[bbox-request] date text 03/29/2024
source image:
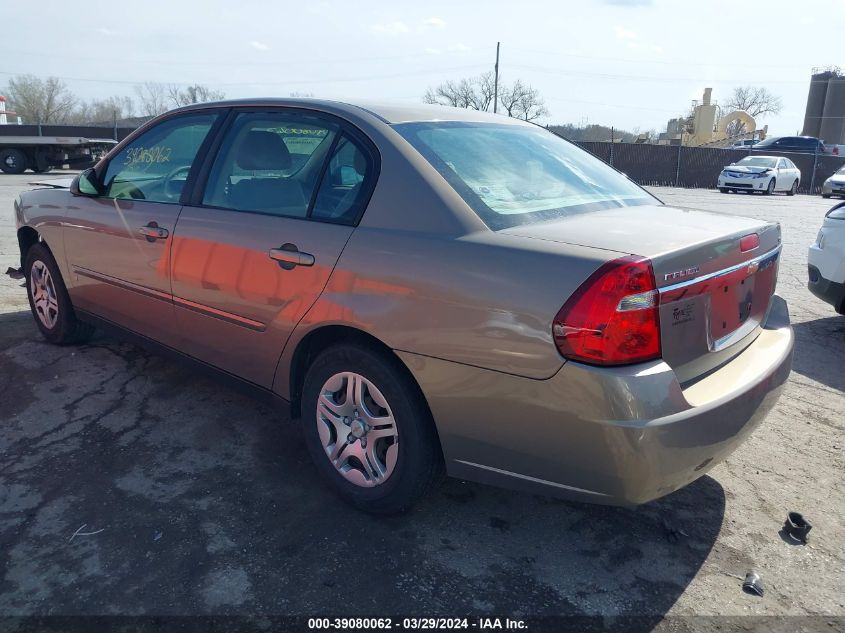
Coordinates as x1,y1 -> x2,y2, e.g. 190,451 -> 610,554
306,617 -> 528,630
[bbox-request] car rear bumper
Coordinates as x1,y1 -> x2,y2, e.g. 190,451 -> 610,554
398,295 -> 793,506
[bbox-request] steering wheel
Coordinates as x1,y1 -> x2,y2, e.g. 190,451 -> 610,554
162,165 -> 192,199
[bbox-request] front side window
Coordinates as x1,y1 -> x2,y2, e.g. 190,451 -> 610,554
203,112 -> 338,218
395,122 -> 655,230
102,113 -> 217,203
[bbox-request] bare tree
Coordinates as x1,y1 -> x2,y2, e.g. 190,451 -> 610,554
167,84 -> 226,107
724,86 -> 783,136
290,91 -> 315,98
424,78 -> 477,109
492,79 -> 549,121
3,75 -> 77,123
70,95 -> 135,124
424,73 -> 548,120
134,82 -> 169,117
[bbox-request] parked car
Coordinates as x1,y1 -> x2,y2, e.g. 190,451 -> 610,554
718,155 -> 801,195
822,166 -> 845,198
808,201 -> 845,314
12,99 -> 794,513
752,136 -> 826,154
726,139 -> 759,150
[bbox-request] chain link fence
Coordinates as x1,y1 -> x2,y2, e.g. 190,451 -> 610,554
574,141 -> 845,195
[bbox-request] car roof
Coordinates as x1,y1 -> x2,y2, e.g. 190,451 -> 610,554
740,155 -> 781,160
170,97 -> 529,126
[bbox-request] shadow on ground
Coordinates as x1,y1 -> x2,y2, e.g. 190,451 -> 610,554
0,309 -> 724,621
790,315 -> 845,391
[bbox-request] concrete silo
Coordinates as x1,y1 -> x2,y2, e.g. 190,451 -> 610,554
802,70 -> 831,138
819,74 -> 845,145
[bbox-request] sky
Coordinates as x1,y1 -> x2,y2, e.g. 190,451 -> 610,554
2,0 -> 844,136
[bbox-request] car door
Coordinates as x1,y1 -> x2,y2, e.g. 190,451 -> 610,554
776,158 -> 789,189
169,109 -> 377,387
63,111 -> 222,346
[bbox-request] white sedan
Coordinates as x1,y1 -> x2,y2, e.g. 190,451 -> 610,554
808,201 -> 845,314
718,156 -> 801,195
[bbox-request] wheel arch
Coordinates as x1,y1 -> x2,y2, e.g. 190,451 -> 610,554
17,225 -> 45,268
287,325 -> 440,446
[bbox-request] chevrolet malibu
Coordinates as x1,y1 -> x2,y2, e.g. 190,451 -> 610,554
14,99 -> 794,513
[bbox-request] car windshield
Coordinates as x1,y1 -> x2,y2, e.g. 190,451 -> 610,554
394,121 -> 656,229
836,165 -> 845,176
737,157 -> 777,168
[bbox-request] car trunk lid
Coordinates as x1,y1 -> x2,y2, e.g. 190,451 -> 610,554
502,204 -> 782,383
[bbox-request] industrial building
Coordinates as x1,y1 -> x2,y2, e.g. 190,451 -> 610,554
803,67 -> 845,145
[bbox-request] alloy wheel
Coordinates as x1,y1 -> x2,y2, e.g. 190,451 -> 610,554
30,260 -> 59,329
316,371 -> 399,487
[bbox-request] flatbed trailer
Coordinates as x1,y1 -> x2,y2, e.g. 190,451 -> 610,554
0,135 -> 116,174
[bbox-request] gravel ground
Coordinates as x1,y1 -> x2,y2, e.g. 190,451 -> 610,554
0,173 -> 842,628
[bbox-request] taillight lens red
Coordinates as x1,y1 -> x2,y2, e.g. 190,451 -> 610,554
740,233 -> 760,252
553,256 -> 661,366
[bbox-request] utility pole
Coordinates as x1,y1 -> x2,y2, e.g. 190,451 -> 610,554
493,42 -> 500,114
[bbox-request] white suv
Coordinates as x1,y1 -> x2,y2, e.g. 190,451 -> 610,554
808,201 -> 845,314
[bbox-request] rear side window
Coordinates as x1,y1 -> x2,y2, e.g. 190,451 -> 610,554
102,113 -> 217,203
202,112 -> 338,218
310,135 -> 372,224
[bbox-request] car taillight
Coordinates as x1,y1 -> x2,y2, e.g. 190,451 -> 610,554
553,256 -> 661,366
740,233 -> 760,252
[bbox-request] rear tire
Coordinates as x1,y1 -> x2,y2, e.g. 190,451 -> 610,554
0,148 -> 27,175
822,194 -> 832,199
24,242 -> 95,345
301,343 -> 444,514
787,180 -> 798,196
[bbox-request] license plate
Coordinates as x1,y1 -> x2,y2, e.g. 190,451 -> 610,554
709,251 -> 778,344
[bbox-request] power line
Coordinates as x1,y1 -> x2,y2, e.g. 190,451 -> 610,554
0,47 -> 494,68
506,62 -> 822,85
0,65 -> 491,88
506,45 -> 816,70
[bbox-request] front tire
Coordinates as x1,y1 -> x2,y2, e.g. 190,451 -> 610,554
787,180 -> 798,196
718,187 -> 729,193
301,343 -> 443,513
822,194 -> 832,199
24,242 -> 94,345
764,179 -> 775,195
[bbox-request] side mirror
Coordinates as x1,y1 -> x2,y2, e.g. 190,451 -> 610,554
70,168 -> 101,197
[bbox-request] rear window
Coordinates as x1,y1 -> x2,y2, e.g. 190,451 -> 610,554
394,122 -> 656,230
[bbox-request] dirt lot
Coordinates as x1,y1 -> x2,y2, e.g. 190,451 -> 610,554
0,173 -> 842,628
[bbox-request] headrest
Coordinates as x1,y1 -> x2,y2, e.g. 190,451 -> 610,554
351,147 -> 367,176
236,130 -> 291,171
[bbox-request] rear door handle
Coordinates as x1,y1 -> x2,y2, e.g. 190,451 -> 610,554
138,223 -> 169,241
269,245 -> 315,268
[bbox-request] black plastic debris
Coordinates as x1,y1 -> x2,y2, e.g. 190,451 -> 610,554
5,267 -> 24,280
742,571 -> 764,597
783,511 -> 812,544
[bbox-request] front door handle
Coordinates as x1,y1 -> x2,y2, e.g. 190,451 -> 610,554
138,223 -> 169,242
269,244 -> 315,269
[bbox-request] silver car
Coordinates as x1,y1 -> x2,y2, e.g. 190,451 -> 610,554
822,165 -> 845,198
13,99 -> 794,513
